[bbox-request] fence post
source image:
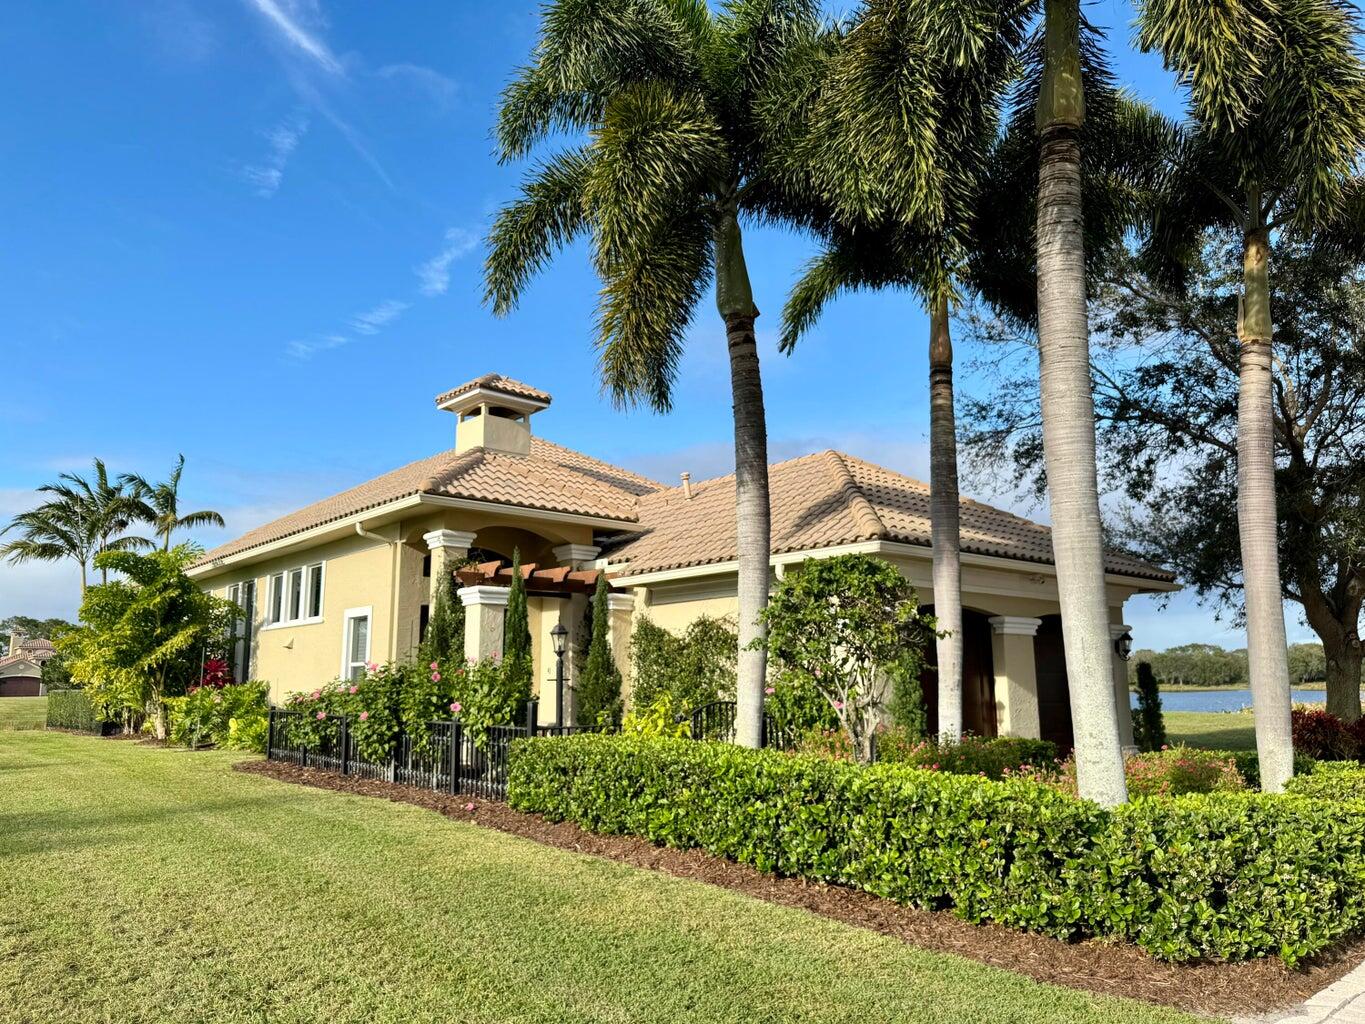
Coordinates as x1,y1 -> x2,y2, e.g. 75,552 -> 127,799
266,708 -> 275,762
340,715 -> 350,776
450,721 -> 462,796
524,699 -> 538,736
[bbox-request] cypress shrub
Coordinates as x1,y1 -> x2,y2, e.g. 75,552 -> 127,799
502,548 -> 532,700
575,574 -> 622,727
1131,660 -> 1167,752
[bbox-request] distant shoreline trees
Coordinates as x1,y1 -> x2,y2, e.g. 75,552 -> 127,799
1127,642 -> 1339,688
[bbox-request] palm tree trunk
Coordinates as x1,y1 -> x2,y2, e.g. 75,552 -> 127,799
1035,0 -> 1127,807
716,207 -> 770,750
1238,219 -> 1294,791
929,289 -> 964,741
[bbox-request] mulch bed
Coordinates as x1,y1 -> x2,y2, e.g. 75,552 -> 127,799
235,757 -> 1362,1017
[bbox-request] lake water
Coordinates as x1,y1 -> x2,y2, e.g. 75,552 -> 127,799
1133,688 -> 1334,712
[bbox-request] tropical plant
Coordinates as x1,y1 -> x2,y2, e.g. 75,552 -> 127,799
59,546 -> 240,739
0,460 -> 148,595
619,692 -> 692,738
502,548 -> 533,702
759,553 -> 937,762
121,454 -> 225,550
766,0 -> 1029,743
485,0 -> 830,747
1133,0 -> 1365,791
575,574 -> 623,727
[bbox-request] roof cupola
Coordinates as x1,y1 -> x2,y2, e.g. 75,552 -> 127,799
434,374 -> 552,456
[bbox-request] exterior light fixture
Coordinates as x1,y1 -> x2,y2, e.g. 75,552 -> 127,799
1114,630 -> 1134,661
551,622 -> 569,729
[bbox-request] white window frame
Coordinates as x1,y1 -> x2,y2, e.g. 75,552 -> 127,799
261,560 -> 326,629
341,606 -> 373,681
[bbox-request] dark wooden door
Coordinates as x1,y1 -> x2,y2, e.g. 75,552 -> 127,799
918,611 -> 997,737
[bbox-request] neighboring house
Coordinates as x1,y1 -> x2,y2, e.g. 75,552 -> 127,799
0,630 -> 56,697
188,373 -> 1178,747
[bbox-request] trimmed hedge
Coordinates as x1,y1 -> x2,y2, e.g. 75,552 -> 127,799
46,689 -> 102,733
1285,761 -> 1365,804
508,734 -> 1365,965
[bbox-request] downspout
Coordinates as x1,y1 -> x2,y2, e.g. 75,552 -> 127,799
355,521 -> 402,664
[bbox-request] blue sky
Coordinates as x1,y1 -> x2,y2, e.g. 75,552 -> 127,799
0,0 -> 1314,650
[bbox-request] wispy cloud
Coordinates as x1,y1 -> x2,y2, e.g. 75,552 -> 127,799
415,228 -> 478,296
285,333 -> 350,360
245,0 -> 342,73
375,63 -> 458,107
349,299 -> 409,336
242,112 -> 308,197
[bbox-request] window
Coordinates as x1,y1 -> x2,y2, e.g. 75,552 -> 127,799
264,561 -> 325,627
342,608 -> 371,681
226,581 -> 256,683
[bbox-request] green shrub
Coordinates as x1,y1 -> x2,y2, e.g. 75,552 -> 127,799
46,689 -> 100,732
630,615 -> 736,714
1131,661 -> 1166,752
1224,748 -> 1316,790
875,732 -> 1060,779
167,681 -> 269,750
508,734 -> 1365,965
1057,746 -> 1245,798
1083,793 -> 1365,965
1285,761 -> 1365,803
619,693 -> 691,738
501,548 -> 533,701
576,575 -> 623,727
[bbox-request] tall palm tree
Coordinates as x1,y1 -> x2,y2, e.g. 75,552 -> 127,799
767,0 -> 1030,742
1022,0 -> 1130,806
122,454 -> 226,551
1134,0 -> 1365,792
1,459 -> 148,595
486,0 -> 825,748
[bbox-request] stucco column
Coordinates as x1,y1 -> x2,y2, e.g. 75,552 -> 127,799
458,585 -> 508,664
552,543 -> 600,569
988,616 -> 1042,739
424,529 -> 477,606
535,594 -> 588,726
607,591 -> 635,707
1110,624 -> 1137,753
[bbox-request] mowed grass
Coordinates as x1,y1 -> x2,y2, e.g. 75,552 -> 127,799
1164,709 -> 1257,751
0,733 -> 1210,1024
0,696 -> 46,730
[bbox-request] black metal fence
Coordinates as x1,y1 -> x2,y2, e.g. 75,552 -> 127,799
687,700 -> 798,750
266,701 -> 606,801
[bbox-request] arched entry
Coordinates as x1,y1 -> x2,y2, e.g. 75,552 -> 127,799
1033,615 -> 1073,751
917,609 -> 997,737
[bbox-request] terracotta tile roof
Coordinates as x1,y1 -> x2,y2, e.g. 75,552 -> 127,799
605,450 -> 1174,582
192,437 -> 662,569
434,374 -> 552,408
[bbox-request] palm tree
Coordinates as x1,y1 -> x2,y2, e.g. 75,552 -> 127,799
1134,0 -> 1365,792
1,459 -> 148,595
122,455 -> 226,551
768,0 -> 1029,742
485,0 -> 825,748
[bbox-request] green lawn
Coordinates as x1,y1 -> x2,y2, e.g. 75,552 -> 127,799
0,732 -> 1207,1024
0,696 -> 46,730
1164,709 -> 1257,751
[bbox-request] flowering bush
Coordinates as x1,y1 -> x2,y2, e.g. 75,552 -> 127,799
1292,707 -> 1365,761
877,732 -> 1059,779
1054,745 -> 1245,798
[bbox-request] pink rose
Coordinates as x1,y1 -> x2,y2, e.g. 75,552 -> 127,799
316,711 -> 326,720
359,711 -> 369,721
464,802 -> 475,812
450,701 -> 462,714
349,685 -> 358,695
833,700 -> 844,710
430,661 -> 439,671
366,661 -> 378,673
431,672 -> 441,682
310,689 -> 321,700
764,687 -> 775,696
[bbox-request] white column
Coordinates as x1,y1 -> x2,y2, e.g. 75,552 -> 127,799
458,585 -> 508,663
552,543 -> 601,568
536,593 -> 588,726
1110,624 -> 1137,753
607,591 -> 635,708
988,616 -> 1043,739
424,529 -> 477,606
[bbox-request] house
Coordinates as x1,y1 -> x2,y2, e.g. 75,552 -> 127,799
0,630 -> 57,697
187,374 -> 1178,748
